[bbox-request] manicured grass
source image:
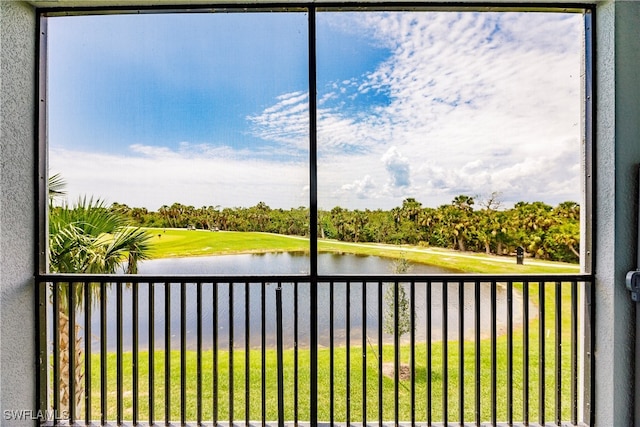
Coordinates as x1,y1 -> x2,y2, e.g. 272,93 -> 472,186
146,229 -> 579,275
87,305 -> 574,424
146,229 -> 308,258
316,240 -> 579,275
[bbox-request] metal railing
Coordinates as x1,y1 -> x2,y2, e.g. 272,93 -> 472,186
37,273 -> 594,426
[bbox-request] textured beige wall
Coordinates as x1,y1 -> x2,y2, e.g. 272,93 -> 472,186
594,1 -> 640,425
0,0 -> 37,424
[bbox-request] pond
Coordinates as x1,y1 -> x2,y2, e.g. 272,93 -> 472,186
137,251 -> 450,275
80,253 -> 533,351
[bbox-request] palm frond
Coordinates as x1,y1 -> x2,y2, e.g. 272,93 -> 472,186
49,193 -> 153,285
48,173 -> 67,201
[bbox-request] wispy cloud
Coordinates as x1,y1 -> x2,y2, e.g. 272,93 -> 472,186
302,11 -> 583,208
51,11 -> 584,211
247,91 -> 309,151
50,145 -> 308,210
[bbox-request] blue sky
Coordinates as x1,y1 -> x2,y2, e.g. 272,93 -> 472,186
48,10 -> 584,210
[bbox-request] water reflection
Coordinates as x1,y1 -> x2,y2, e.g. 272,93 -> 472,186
75,253 -> 532,351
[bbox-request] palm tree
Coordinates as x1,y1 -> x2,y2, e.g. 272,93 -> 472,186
48,178 -> 152,415
49,197 -> 152,274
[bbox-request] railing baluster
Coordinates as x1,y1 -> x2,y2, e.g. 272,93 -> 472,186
53,281 -> 60,426
68,281 -> 76,424
473,280 -> 481,425
523,280 -> 530,425
427,280 -> 432,426
149,282 -> 155,425
539,281 -> 546,425
443,280 -> 449,424
245,282 -> 251,426
310,278 -> 319,426
346,281 -> 352,426
362,281 -> 368,426
491,280 -> 497,426
133,281 -> 139,425
197,281 -> 203,425
474,280 -> 480,426
394,280 -> 400,426
100,281 -> 107,425
507,280 -> 514,426
229,282 -> 235,424
276,283 -> 285,427
378,280 -> 383,426
180,282 -> 187,426
411,281 -> 416,426
84,281 -> 91,424
571,280 -> 578,425
213,281 -> 219,426
329,281 -> 335,425
261,282 -> 266,427
458,281 -> 464,426
555,281 -> 562,426
165,281 -> 171,425
294,281 -> 299,426
117,281 -> 123,425
37,280 -> 48,418
588,279 -> 596,426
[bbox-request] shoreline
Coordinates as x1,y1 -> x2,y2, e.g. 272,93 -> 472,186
145,229 -> 580,274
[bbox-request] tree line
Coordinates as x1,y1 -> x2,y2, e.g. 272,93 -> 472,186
110,194 -> 581,263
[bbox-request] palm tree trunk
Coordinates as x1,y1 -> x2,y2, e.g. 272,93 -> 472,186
58,308 -> 84,417
568,243 -> 580,258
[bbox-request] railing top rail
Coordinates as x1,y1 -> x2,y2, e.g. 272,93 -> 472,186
38,272 -> 593,283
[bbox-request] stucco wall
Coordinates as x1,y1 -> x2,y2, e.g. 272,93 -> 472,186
594,1 -> 640,425
0,0 -> 37,424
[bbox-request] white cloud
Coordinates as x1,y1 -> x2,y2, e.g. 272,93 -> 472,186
312,11 -> 584,208
53,11 -> 585,211
381,146 -> 411,189
50,145 -> 308,210
247,91 -> 309,151
336,175 -> 378,200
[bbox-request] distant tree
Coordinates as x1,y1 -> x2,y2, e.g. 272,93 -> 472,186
479,191 -> 502,211
546,221 -> 580,262
555,200 -> 580,220
437,195 -> 476,251
102,195 -> 581,263
476,192 -> 504,255
452,194 -> 475,211
511,201 -> 554,258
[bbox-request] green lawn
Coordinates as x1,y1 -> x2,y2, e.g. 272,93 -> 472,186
87,309 -> 574,423
146,228 -> 579,275
146,229 -> 309,258
73,229 -> 582,423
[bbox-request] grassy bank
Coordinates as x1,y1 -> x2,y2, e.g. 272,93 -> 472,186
146,229 -> 308,258
145,229 -> 579,275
